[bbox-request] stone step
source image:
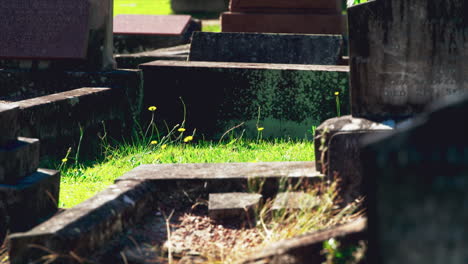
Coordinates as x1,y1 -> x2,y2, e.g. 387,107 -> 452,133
0,168 -> 60,233
0,137 -> 40,184
221,12 -> 346,34
189,32 -> 343,65
0,104 -> 19,145
208,192 -> 262,221
139,60 -> 349,139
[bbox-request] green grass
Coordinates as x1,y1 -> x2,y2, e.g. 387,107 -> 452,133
57,139 -> 315,208
114,0 -> 222,32
114,0 -> 173,16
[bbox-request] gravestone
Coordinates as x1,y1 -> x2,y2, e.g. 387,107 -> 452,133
221,0 -> 345,34
114,15 -> 201,54
348,0 -> 468,121
315,0 -> 468,203
189,32 -> 343,65
361,92 -> 468,263
0,0 -> 115,70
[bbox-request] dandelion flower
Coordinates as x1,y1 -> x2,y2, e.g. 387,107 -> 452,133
161,144 -> 167,149
183,136 -> 194,143
334,92 -> 340,96
148,106 -> 157,112
257,127 -> 265,131
150,140 -> 158,145
178,128 -> 186,132
62,158 -> 68,163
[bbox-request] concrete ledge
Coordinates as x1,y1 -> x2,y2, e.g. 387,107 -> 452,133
0,168 -> 60,233
9,179 -> 156,264
14,88 -> 127,157
0,137 -> 40,184
139,60 -> 349,139
0,69 -> 143,117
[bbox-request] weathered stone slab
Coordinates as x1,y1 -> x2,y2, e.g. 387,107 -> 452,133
115,44 -> 189,69
209,192 -> 262,221
189,32 -> 343,65
0,168 -> 60,233
0,0 -> 115,70
8,179 -> 155,264
139,61 -> 349,139
243,217 -> 367,264
171,0 -> 229,13
230,0 -> 342,13
361,92 -> 468,263
313,116 -> 392,204
221,12 -> 346,34
0,137 -> 40,184
272,192 -> 320,210
119,162 -> 319,181
15,88 -> 126,157
114,15 -> 201,54
0,104 -> 19,145
114,15 -> 191,36
348,0 -> 468,121
0,69 -> 143,110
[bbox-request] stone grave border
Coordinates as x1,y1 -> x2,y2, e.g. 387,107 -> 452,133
9,161 -> 322,263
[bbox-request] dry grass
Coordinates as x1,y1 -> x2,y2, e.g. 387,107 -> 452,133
166,179 -> 363,264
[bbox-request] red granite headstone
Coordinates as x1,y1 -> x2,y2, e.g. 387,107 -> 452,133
222,0 -> 345,34
222,12 -> 346,34
0,0 -> 90,60
114,15 -> 191,36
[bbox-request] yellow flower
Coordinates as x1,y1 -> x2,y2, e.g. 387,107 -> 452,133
257,127 -> 265,131
183,136 -> 194,143
148,106 -> 157,112
150,140 -> 158,145
161,144 -> 167,149
334,91 -> 340,96
62,158 -> 68,163
178,128 -> 186,132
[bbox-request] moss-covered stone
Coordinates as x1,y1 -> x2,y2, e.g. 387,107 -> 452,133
139,61 -> 349,139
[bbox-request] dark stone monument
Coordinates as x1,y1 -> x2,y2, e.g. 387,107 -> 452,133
0,0 -> 115,70
348,0 -> 468,121
315,0 -> 468,204
113,15 -> 201,54
362,92 -> 468,263
189,32 -> 343,65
